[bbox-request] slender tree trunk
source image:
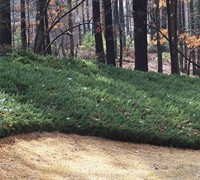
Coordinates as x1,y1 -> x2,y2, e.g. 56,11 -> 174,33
183,0 -> 188,71
178,0 -> 184,72
12,0 -> 15,51
133,0 -> 148,71
0,0 -> 12,55
82,2 -> 86,34
166,0 -> 180,74
125,0 -> 130,37
189,0 -> 197,75
113,0 -> 119,61
194,0 -> 200,75
161,7 -> 167,29
27,0 -> 31,49
92,0 -> 105,62
44,8 -> 51,54
34,0 -> 51,55
103,0 -> 116,66
76,0 -> 82,44
119,0 -> 126,47
21,0 -> 27,50
156,0 -> 163,73
86,0 -> 90,31
68,0 -> 74,57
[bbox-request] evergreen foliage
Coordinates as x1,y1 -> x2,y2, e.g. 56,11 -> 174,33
0,54 -> 200,149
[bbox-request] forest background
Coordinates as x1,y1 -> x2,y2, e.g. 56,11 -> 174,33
0,0 -> 200,76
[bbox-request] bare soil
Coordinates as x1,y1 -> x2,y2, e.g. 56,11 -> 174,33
0,132 -> 200,180
122,53 -> 172,74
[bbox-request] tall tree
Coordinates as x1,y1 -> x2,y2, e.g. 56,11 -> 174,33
119,0 -> 126,47
26,0 -> 31,49
34,0 -> 51,55
68,0 -> 74,57
189,0 -> 196,75
0,0 -> 12,55
82,1 -> 86,34
93,0 -> 105,63
166,0 -> 180,74
86,0 -> 90,31
156,0 -> 163,73
194,0 -> 200,75
125,0 -> 131,37
21,0 -> 27,50
103,0 -> 116,66
113,0 -> 119,60
133,0 -> 148,71
178,0 -> 184,72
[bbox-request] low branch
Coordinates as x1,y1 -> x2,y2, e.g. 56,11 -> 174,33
147,24 -> 200,69
35,0 -> 86,54
44,22 -> 90,54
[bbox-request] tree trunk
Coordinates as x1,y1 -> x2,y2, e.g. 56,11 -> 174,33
189,0 -> 197,75
183,0 -> 188,72
34,0 -> 51,55
86,0 -> 90,31
44,6 -> 51,55
125,0 -> 130,37
113,0 -> 119,61
27,0 -> 31,49
161,7 -> 167,29
82,2 -> 86,34
75,0 -> 82,45
92,0 -> 105,63
0,0 -> 12,55
133,0 -> 148,71
156,0 -> 163,73
193,0 -> 200,75
68,0 -> 74,57
178,0 -> 184,72
103,0 -> 116,66
21,0 -> 27,50
166,0 -> 180,74
12,0 -> 15,51
119,0 -> 126,47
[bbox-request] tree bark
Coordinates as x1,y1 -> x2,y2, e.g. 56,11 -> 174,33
103,0 -> 116,66
119,0 -> 126,47
133,0 -> 148,71
166,0 -> 180,74
156,0 -> 163,73
113,0 -> 118,60
0,0 -> 12,55
21,0 -> 27,50
93,0 -> 105,63
68,0 -> 74,57
34,0 -> 51,55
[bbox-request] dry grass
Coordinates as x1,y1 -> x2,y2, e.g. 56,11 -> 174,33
0,132 -> 200,180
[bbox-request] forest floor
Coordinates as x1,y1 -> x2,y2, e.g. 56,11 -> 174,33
79,51 -> 172,74
122,53 -> 172,74
0,132 -> 200,180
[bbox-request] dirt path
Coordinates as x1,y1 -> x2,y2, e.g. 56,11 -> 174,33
0,132 -> 199,180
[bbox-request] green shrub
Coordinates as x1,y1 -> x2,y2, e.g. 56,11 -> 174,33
80,32 -> 95,51
0,55 -> 200,149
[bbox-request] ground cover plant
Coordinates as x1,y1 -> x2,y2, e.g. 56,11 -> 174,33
0,52 -> 200,149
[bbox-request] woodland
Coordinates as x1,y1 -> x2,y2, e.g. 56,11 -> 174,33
0,0 -> 200,149
0,0 -> 200,75
0,0 -> 200,178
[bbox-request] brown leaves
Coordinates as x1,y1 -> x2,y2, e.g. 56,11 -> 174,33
179,33 -> 200,49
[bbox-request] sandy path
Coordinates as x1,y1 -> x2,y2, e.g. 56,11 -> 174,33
0,132 -> 200,180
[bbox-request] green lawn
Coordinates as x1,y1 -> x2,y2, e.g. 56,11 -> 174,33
0,52 -> 200,149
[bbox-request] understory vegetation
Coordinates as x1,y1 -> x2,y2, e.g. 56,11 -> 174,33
0,52 -> 200,149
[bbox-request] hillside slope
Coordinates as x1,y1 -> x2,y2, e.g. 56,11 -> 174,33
0,53 -> 200,149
